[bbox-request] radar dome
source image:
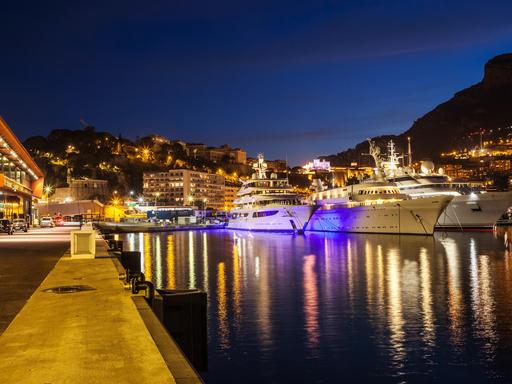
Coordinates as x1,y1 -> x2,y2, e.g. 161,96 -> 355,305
420,160 -> 435,174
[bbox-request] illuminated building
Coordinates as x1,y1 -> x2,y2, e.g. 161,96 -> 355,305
143,169 -> 225,210
51,176 -> 109,203
303,159 -> 331,172
0,117 -> 44,221
187,143 -> 247,164
223,184 -> 239,211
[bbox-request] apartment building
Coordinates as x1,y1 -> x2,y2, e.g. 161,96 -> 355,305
143,169 -> 225,210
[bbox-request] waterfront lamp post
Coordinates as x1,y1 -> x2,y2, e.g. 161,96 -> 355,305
203,198 -> 207,221
154,192 -> 160,206
112,198 -> 119,222
44,185 -> 53,216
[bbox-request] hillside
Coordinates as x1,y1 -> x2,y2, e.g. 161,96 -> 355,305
324,53 -> 512,166
24,127 -> 249,199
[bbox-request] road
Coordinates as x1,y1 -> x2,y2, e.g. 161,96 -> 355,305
0,227 -> 72,333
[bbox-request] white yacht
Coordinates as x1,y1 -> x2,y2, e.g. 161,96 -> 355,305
306,179 -> 452,235
378,139 -> 512,230
227,154 -> 313,232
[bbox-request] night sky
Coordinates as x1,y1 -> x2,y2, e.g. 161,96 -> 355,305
1,1 -> 512,165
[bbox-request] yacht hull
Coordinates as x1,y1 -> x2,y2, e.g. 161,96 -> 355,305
227,205 -> 314,232
306,196 -> 452,235
435,192 -> 512,229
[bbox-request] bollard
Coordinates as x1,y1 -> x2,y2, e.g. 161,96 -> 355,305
103,233 -> 115,241
132,280 -> 155,302
109,240 -> 123,252
119,251 -> 142,273
152,289 -> 208,371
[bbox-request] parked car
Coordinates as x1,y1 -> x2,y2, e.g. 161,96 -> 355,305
0,219 -> 14,235
40,217 -> 55,228
53,216 -> 64,226
12,218 -> 28,232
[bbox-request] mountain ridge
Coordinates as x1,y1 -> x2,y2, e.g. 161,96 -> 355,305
323,53 -> 512,166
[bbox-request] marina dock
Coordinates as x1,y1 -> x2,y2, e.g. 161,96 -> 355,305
0,233 -> 202,384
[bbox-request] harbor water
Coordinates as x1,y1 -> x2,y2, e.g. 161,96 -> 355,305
122,229 -> 512,383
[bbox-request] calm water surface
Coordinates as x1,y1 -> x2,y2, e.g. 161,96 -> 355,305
122,229 -> 512,383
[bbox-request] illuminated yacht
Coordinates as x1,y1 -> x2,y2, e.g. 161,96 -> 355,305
379,139 -> 512,230
227,154 -> 313,232
306,178 -> 452,235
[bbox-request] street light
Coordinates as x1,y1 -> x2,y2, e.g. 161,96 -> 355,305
43,185 -> 53,216
130,190 -> 134,197
112,198 -> 120,222
155,192 -> 160,206
203,198 -> 207,221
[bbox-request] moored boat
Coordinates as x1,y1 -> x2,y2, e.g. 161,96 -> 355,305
306,181 -> 452,235
227,154 -> 314,232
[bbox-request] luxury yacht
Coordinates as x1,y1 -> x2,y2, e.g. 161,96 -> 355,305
305,179 -> 452,235
227,154 -> 313,232
378,139 -> 512,230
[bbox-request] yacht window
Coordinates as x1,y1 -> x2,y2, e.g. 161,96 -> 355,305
254,210 -> 279,218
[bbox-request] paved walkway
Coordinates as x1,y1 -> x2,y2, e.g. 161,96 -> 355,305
0,227 -> 72,333
0,245 -> 177,383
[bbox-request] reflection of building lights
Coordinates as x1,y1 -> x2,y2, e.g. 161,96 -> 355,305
303,254 -> 319,351
167,235 -> 175,289
442,237 -> 463,344
217,262 -> 229,349
188,231 -> 196,289
419,247 -> 435,347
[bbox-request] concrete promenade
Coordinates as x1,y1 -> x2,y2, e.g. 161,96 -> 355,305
0,227 -> 71,333
0,231 -> 201,383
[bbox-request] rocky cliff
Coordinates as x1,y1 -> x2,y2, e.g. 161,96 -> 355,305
325,53 -> 512,165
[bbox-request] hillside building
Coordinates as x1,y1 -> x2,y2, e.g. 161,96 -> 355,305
187,144 -> 246,164
143,169 -> 225,210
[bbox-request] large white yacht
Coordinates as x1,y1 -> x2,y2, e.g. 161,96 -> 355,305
306,178 -> 452,235
227,154 -> 313,232
378,139 -> 512,230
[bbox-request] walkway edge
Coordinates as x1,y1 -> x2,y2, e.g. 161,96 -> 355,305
133,296 -> 204,384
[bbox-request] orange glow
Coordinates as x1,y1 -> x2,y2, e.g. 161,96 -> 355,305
167,235 -> 175,289
217,262 -> 229,349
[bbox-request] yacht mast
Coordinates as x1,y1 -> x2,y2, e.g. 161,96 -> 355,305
253,153 -> 268,179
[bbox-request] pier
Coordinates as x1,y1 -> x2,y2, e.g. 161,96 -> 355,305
0,228 -> 202,383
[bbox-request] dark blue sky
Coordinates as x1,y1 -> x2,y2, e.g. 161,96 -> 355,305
1,1 -> 512,165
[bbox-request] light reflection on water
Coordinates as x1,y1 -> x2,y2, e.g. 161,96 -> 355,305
122,229 -> 512,383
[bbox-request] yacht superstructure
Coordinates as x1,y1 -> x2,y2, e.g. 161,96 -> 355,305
227,154 -> 313,232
